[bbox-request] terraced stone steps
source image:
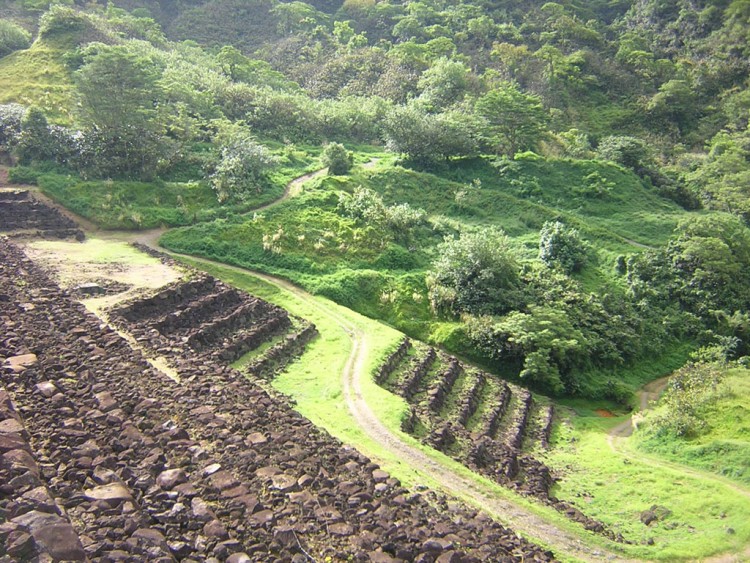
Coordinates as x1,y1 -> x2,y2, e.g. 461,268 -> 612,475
453,370 -> 486,427
1,240 -> 555,560
0,190 -> 83,240
152,287 -> 243,334
110,273 -> 299,369
375,338 -> 624,543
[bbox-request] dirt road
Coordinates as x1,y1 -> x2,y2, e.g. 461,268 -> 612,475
4,163 -> 630,561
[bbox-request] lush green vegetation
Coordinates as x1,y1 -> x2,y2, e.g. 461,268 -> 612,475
2,0 -> 750,558
636,363 -> 750,485
1,0 -> 748,403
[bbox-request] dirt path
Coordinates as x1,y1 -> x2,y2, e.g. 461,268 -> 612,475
5,163 -> 629,561
609,376 -> 670,439
253,167 -> 327,213
608,376 -> 750,504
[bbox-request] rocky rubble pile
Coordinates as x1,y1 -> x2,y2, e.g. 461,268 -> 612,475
0,239 -> 555,562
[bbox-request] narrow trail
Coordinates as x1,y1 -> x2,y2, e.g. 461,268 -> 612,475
253,167 -> 327,212
2,163 -> 627,561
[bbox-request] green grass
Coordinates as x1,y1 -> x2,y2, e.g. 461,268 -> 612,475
159,153 -> 706,402
18,144 -> 322,230
172,255 -> 616,560
635,367 -> 750,486
0,41 -> 75,123
546,410 -> 750,560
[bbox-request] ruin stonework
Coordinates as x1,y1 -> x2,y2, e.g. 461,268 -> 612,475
0,239 -> 555,562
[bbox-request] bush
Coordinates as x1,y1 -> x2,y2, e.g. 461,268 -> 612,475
0,103 -> 25,152
539,220 -> 588,273
596,135 -> 654,174
8,166 -> 41,184
0,19 -> 31,58
322,142 -> 353,175
211,131 -> 279,203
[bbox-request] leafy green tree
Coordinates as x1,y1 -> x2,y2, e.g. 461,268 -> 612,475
539,220 -> 588,273
474,83 -> 548,156
322,142 -> 353,175
0,19 -> 31,58
211,128 -> 279,202
641,361 -> 725,437
383,103 -> 479,164
467,306 -> 584,394
426,228 -> 522,316
628,214 -> 750,317
338,185 -> 386,223
416,57 -> 470,111
685,129 -> 750,222
74,44 -> 167,178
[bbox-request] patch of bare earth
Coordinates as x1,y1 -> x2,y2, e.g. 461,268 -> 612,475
21,238 -> 185,381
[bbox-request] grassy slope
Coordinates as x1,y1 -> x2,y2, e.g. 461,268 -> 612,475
0,40 -> 75,122
20,145 -> 322,229
546,410 -> 750,560
635,368 -> 750,486
160,155 -> 695,380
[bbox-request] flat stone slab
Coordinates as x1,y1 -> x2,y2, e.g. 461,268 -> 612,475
4,354 -> 37,373
84,483 -> 134,503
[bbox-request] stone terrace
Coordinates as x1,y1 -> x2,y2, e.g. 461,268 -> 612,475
0,239 -> 555,562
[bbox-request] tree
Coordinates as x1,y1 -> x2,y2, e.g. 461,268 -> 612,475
474,83 -> 548,156
383,103 -> 479,164
0,19 -> 31,58
426,228 -> 522,316
322,142 -> 353,175
628,214 -> 750,317
467,306 -> 585,395
211,128 -> 279,202
416,57 -> 470,112
539,220 -> 588,273
74,44 -> 167,179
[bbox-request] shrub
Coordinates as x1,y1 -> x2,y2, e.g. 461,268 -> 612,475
539,220 -> 588,273
0,103 -> 25,152
0,19 -> 31,58
322,142 -> 353,175
211,130 -> 279,203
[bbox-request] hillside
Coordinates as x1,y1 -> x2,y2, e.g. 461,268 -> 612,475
1,0 -> 750,560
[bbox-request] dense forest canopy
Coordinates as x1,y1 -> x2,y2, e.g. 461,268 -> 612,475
1,0 -> 749,399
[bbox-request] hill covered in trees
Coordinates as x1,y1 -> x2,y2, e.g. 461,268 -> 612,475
1,0 -> 749,404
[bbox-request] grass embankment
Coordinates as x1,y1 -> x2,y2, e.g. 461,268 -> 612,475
0,40 -> 75,122
11,144 -> 321,229
635,367 -> 750,486
546,407 -> 750,560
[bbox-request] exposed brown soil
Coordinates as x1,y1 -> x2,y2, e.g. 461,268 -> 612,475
594,409 -> 616,418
